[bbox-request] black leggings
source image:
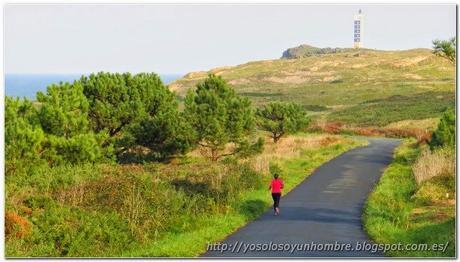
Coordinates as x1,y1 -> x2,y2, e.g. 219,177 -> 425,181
272,193 -> 281,211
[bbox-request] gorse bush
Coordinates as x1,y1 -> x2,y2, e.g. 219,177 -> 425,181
269,162 -> 283,177
5,132 -> 360,257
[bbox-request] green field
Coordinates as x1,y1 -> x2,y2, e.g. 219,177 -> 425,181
171,48 -> 455,128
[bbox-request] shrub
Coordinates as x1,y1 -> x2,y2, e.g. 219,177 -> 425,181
5,211 -> 31,239
321,122 -> 344,134
430,108 -> 455,150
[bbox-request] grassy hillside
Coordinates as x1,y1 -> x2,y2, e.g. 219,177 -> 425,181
170,47 -> 454,128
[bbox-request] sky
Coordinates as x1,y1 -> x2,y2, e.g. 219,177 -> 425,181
4,4 -> 457,75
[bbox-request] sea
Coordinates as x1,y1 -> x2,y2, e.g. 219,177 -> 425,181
4,74 -> 183,99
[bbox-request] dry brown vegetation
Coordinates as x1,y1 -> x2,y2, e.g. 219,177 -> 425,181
5,211 -> 32,239
309,121 -> 432,144
412,148 -> 455,185
187,133 -> 346,175
247,134 -> 344,174
385,118 -> 440,131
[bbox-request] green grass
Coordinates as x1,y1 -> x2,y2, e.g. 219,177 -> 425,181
170,48 -> 455,127
6,134 -> 364,257
363,140 -> 455,257
328,91 -> 455,126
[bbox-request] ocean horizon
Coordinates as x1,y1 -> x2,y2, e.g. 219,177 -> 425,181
5,73 -> 184,99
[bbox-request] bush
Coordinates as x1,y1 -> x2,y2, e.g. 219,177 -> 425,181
5,211 -> 32,239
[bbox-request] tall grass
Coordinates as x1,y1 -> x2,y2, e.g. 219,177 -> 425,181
247,134 -> 342,173
412,148 -> 455,184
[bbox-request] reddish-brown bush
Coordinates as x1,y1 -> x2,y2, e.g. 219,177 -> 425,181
5,211 -> 31,238
321,122 -> 344,134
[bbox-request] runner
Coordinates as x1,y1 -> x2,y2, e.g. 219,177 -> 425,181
269,173 -> 284,216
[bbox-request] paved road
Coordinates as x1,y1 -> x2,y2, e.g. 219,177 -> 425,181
204,137 -> 401,257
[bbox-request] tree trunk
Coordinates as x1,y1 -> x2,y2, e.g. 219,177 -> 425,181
273,134 -> 282,143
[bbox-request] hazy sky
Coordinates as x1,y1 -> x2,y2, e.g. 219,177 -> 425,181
5,4 -> 456,75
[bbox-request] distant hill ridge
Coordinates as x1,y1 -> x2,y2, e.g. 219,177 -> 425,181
281,44 -> 364,59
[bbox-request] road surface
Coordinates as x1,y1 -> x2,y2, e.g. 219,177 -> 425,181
203,137 -> 400,257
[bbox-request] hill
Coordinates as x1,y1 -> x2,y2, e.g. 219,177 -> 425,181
281,44 -> 363,59
170,46 -> 455,128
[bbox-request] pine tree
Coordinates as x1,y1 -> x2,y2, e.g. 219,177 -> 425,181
256,102 -> 310,143
36,81 -> 110,164
184,74 -> 262,161
5,97 -> 46,168
430,107 -> 455,150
